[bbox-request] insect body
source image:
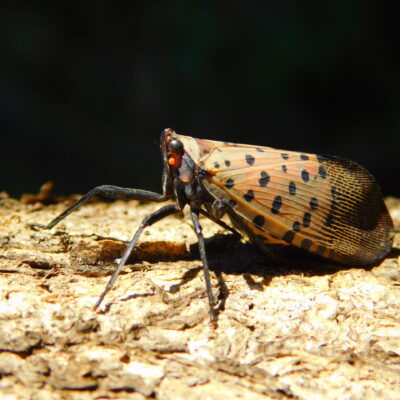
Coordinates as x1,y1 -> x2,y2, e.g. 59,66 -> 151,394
30,128 -> 394,321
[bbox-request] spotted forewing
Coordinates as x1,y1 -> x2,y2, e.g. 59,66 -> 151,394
177,134 -> 393,266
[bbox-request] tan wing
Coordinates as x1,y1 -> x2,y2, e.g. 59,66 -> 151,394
195,141 -> 393,266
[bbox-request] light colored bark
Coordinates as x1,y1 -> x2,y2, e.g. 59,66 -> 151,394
0,194 -> 399,399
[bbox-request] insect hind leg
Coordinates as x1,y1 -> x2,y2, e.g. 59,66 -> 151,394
198,208 -> 240,238
94,203 -> 181,309
28,185 -> 168,230
190,209 -> 217,322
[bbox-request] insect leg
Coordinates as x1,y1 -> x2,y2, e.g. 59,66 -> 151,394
29,185 -> 168,230
94,203 -> 181,309
210,198 -> 227,220
190,209 -> 216,322
198,208 -> 241,238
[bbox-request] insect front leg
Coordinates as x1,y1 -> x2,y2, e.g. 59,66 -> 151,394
95,203 -> 181,309
28,185 -> 169,230
190,208 -> 216,322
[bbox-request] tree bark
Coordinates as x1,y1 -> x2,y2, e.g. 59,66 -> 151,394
0,194 -> 399,399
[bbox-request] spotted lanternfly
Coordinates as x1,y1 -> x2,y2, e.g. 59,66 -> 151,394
29,128 -> 394,321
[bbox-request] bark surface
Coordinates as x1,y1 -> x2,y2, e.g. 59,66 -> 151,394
0,193 -> 399,399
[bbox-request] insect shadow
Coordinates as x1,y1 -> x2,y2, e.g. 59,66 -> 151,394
82,237 -> 399,317
388,246 -> 400,258
181,232 -> 365,312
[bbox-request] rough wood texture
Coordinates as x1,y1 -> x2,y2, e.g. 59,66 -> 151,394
0,193 -> 399,399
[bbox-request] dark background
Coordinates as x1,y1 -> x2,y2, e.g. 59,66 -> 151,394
1,2 -> 399,198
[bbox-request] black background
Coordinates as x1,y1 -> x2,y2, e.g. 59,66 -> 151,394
1,2 -> 399,198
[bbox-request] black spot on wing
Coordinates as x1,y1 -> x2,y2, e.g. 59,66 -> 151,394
303,212 -> 312,227
289,181 -> 296,195
253,215 -> 265,230
292,221 -> 301,232
245,154 -> 255,165
302,169 -> 310,183
272,196 -> 282,214
319,165 -> 327,179
325,212 -> 333,227
225,178 -> 234,189
259,171 -> 270,187
244,190 -> 254,203
283,230 -> 295,244
310,197 -> 318,210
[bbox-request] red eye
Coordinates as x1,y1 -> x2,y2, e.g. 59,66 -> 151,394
168,156 -> 176,166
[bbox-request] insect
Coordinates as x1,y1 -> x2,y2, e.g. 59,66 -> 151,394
30,128 -> 394,321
